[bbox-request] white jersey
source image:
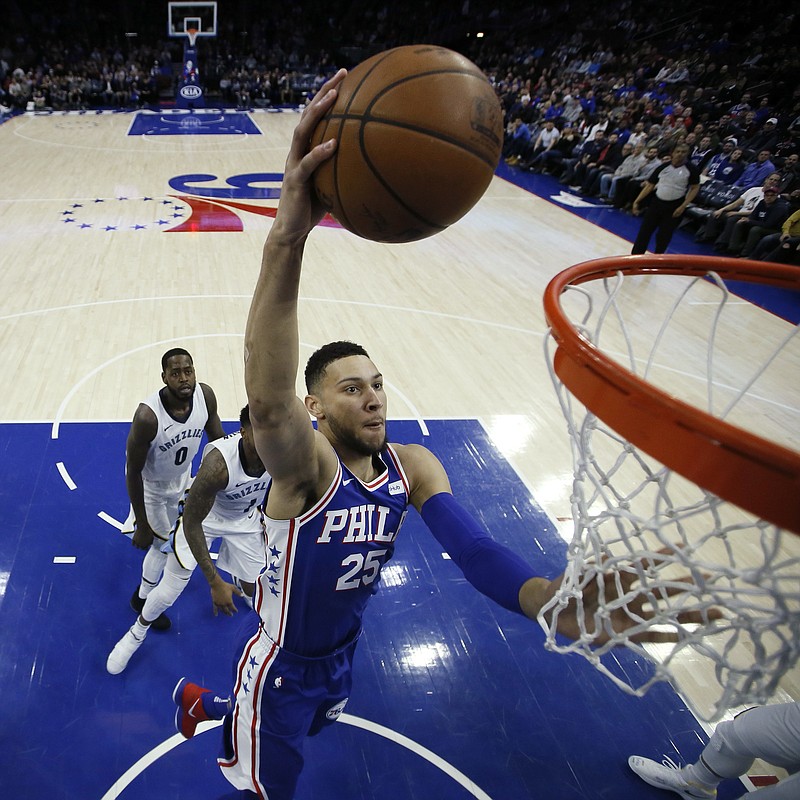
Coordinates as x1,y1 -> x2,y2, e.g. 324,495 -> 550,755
140,385 -> 208,486
203,432 -> 270,534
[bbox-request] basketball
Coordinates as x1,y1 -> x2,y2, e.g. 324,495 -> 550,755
310,45 -> 503,243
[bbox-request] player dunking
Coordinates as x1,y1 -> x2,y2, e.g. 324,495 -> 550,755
123,348 -> 224,630
173,69 -> 706,800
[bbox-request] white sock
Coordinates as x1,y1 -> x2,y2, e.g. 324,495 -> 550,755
131,619 -> 149,641
682,761 -> 720,791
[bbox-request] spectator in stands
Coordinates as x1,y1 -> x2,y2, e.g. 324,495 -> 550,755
582,112 -> 610,143
775,153 -> 800,195
703,142 -> 746,185
689,135 -> 716,171
527,125 -> 581,175
7,72 -> 30,110
598,142 -> 648,203
503,117 -> 533,165
729,92 -> 753,119
719,185 -> 789,256
664,60 -> 690,85
561,92 -> 583,126
506,92 -> 536,126
581,137 -> 628,196
697,173 -> 782,245
715,114 -> 742,142
744,117 -> 780,154
579,88 -> 597,117
733,149 -> 777,190
519,119 -> 560,170
627,121 -> 648,149
750,205 -> 800,262
614,149 -> 667,210
753,97 -> 775,126
560,129 -> 613,187
737,110 -> 761,146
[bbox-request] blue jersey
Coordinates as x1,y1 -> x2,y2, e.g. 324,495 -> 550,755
256,444 -> 410,657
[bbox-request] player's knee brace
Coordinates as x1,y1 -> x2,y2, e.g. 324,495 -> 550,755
141,546 -> 168,588
142,560 -> 191,622
700,717 -> 756,778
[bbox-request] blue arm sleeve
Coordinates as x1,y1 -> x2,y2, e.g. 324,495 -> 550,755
420,492 -> 536,615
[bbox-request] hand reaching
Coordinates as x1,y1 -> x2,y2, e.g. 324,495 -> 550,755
526,548 -> 722,646
271,68 -> 347,245
209,575 -> 244,617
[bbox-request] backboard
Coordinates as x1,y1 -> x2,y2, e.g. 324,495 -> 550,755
167,1 -> 217,37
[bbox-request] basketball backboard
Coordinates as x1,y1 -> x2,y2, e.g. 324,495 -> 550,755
167,1 -> 217,37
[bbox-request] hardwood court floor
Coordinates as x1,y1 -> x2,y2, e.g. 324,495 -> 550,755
0,109 -> 797,798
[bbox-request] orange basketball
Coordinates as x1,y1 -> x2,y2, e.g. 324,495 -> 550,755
310,45 -> 503,244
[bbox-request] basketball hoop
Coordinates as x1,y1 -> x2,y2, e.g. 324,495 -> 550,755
540,254 -> 800,721
186,27 -> 198,47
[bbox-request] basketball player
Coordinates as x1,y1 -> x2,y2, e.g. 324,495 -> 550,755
123,348 -> 224,630
108,405 -> 268,674
172,70 -> 709,800
629,701 -> 800,799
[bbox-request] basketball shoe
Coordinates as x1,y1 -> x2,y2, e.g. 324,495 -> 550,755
106,626 -> 147,674
130,588 -> 171,630
173,677 -> 213,738
628,755 -> 717,799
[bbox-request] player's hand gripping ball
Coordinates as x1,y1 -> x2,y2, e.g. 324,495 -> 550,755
311,45 -> 503,243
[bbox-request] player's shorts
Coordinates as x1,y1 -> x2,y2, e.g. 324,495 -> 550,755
218,625 -> 356,800
170,516 -> 265,584
121,473 -> 192,543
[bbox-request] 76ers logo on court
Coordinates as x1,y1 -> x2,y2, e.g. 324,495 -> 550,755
325,698 -> 348,721
164,173 -> 342,233
58,173 -> 343,233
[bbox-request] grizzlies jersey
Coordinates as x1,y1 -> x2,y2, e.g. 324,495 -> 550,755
257,444 -> 410,657
140,385 -> 208,485
203,432 -> 269,534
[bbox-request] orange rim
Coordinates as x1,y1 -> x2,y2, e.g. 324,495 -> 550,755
543,255 -> 800,534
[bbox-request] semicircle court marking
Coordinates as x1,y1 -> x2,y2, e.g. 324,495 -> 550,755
12,292 -> 787,421
98,713 -> 494,800
49,333 -> 427,523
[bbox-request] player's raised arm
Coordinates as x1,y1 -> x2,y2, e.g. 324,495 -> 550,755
400,443 -> 711,645
243,69 -> 346,486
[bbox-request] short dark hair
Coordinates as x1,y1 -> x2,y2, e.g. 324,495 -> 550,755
239,404 -> 250,427
161,347 -> 192,371
304,341 -> 370,393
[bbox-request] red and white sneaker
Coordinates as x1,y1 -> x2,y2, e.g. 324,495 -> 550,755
172,677 -> 211,739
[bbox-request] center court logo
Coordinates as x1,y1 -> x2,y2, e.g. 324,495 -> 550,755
58,173 -> 343,233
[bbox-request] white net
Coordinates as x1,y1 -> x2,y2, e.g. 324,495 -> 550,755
540,264 -> 800,721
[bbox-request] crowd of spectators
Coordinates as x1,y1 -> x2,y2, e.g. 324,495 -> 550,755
485,2 -> 800,263
2,1 -> 799,261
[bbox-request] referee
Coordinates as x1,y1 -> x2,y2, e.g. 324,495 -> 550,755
630,143 -> 700,254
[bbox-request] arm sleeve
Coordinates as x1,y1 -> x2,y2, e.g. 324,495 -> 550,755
420,492 -> 536,614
